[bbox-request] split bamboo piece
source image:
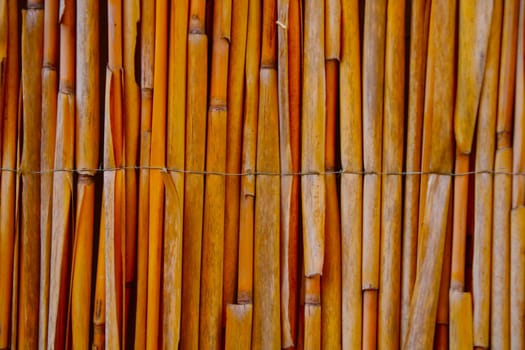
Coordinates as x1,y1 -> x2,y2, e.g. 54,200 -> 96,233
223,0 -> 248,321
401,1 -> 430,344
134,0 -> 155,347
39,0 -> 59,346
511,1 -> 525,347
162,1 -> 188,348
253,0 -> 281,347
19,3 -> 44,348
362,1 -> 386,347
71,0 -> 100,348
0,0 -> 6,162
340,1 -> 362,348
145,0 -> 168,347
321,1 -> 341,347
93,212 -> 106,349
237,0 -> 260,305
302,0 -> 325,278
0,0 -> 18,346
181,1 -> 207,348
122,0 -> 140,336
224,304 -> 253,349
378,1 -> 405,349
449,291 -> 474,349
47,0 -> 75,347
304,304 -> 321,350
200,0 -> 231,347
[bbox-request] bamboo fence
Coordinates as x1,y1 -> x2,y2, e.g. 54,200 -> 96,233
0,0 -> 524,349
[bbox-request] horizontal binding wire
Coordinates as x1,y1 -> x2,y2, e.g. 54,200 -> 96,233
1,166 -> 525,177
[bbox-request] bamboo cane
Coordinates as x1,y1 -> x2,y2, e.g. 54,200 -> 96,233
361,2 -> 387,347
0,0 -> 18,346
162,1 -> 188,348
181,1 -> 207,348
510,207 -> 525,349
123,0 -> 140,338
401,1 -> 430,344
224,304 -> 253,349
134,0 -> 155,347
340,1 -> 362,348
38,0 -> 59,346
200,0 -> 231,348
378,1 -> 405,349
449,291 -> 473,349
322,1 -> 342,343
47,0 -> 75,347
223,0 -> 248,323
253,0 -> 281,347
0,0 -> 6,164
237,0 -> 260,305
302,0 -> 325,278
304,304 -> 321,350
93,212 -> 106,349
18,2 -> 44,347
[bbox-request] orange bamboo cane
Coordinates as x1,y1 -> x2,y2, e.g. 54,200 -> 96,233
0,0 -> 19,346
93,214 -> 106,349
38,0 -> 58,346
304,275 -> 321,349
181,1 -> 208,348
19,2 -> 44,347
340,1 -> 362,348
224,304 -> 253,349
0,0 -> 6,163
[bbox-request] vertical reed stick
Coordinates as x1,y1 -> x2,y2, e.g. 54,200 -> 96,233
47,0 -> 75,347
223,0 -> 248,321
123,0 -> 140,336
237,0 -> 261,305
362,1 -> 386,347
510,208 -> 525,349
181,1 -> 207,348
39,1 -> 58,346
253,1 -> 281,347
224,304 -> 253,349
162,1 -> 188,348
304,304 -> 321,350
340,1 -> 362,348
200,0 -> 231,348
302,0 -> 325,278
401,1 -> 430,343
71,0 -> 100,348
19,2 -> 44,347
0,0 -> 6,161
322,1 -> 341,347
378,1 -> 405,349
449,292 -> 473,349
134,0 -> 155,346
0,0 -> 18,346
435,202 -> 452,349
93,214 -> 106,349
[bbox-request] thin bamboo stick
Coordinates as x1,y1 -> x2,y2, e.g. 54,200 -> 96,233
93,213 -> 106,349
237,0 -> 260,305
304,304 -> 321,350
200,0 -> 231,348
162,1 -> 188,348
253,1 -> 281,347
302,0 -> 325,278
38,0 -> 59,346
0,0 -> 6,164
47,0 -> 75,347
134,0 -> 155,347
340,1 -> 362,348
401,1 -> 430,344
223,0 -> 248,322
449,291 -> 473,349
0,0 -> 18,346
71,0 -> 100,348
122,0 -> 140,338
510,207 -> 525,349
378,1 -> 405,349
224,304 -> 253,349
18,3 -> 44,347
181,1 -> 207,348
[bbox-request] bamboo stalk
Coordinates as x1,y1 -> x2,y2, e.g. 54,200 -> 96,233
340,1 -> 362,348
237,0 -> 260,305
71,0 -> 100,348
449,291 -> 473,349
18,3 -> 44,347
93,213 -> 106,349
510,207 -> 525,349
134,0 -> 155,347
253,1 -> 281,347
0,0 -> 6,163
38,0 -> 59,346
0,0 -> 18,346
302,0 -> 325,278
47,0 -> 75,347
224,304 -> 253,350
304,304 -> 321,350
181,1 -> 207,348
200,0 -> 231,348
122,0 -> 140,338
401,1 -> 430,344
378,1 -> 405,349
222,0 -> 248,322
162,1 -> 188,348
